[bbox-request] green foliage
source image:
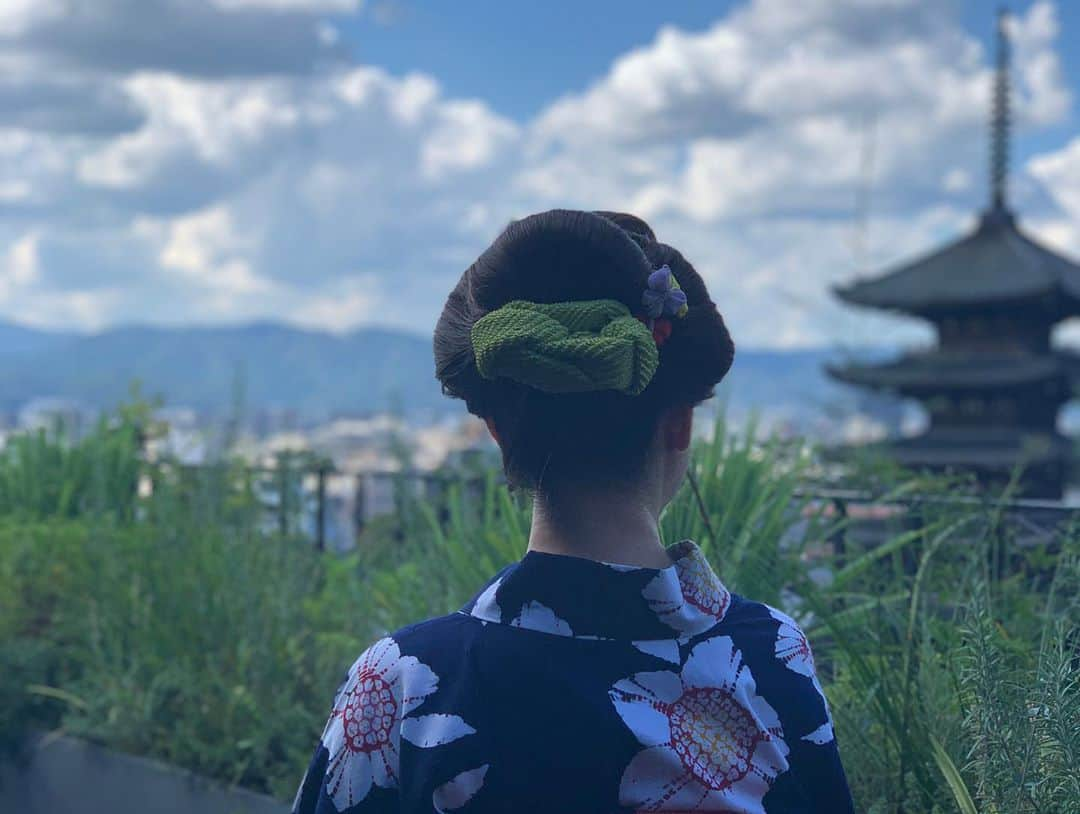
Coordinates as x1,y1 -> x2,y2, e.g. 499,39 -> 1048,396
0,401 -> 149,519
0,407 -> 371,798
0,517 -> 370,799
1,404 -> 1077,813
660,418 -> 815,605
956,545 -> 1080,814
356,473 -> 530,632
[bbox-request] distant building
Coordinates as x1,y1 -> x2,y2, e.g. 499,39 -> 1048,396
310,414 -> 407,470
17,397 -> 91,439
240,412 -> 497,550
250,405 -> 301,438
829,13 -> 1080,498
149,406 -> 207,465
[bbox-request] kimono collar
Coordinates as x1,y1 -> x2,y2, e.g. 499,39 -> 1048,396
462,541 -> 731,641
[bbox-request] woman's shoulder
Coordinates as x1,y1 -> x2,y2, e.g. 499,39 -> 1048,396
712,595 -> 835,742
349,611 -> 481,675
318,614 -> 479,719
390,610 -> 478,644
713,596 -> 826,696
718,593 -> 809,640
722,596 -> 823,673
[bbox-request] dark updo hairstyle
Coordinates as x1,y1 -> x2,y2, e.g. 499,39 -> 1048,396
434,209 -> 734,494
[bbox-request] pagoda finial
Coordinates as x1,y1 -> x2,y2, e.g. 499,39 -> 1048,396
989,7 -> 1012,214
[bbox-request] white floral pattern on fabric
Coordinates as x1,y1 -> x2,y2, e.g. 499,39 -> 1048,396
802,721 -> 835,745
610,636 -> 789,812
602,560 -> 642,573
510,601 -> 573,636
320,637 -> 474,810
768,607 -> 834,740
400,714 -> 475,748
471,577 -> 502,623
433,764 -> 490,813
632,639 -> 681,664
642,542 -> 731,637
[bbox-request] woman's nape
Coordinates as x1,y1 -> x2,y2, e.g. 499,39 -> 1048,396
487,403 -> 694,570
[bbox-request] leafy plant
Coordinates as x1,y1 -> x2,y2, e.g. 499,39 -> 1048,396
0,401 -> 151,520
1,404 -> 1077,813
660,417 -> 815,606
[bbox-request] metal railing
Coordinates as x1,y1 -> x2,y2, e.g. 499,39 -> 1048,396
148,459 -> 1080,554
149,460 -> 489,551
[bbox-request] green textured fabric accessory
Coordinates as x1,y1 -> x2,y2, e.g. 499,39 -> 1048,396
471,299 -> 659,395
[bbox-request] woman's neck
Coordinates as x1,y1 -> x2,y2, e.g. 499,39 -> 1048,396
527,488 -> 672,570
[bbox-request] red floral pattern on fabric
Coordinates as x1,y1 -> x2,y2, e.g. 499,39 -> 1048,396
669,687 -> 762,790
340,671 -> 397,754
610,636 -> 788,812
642,542 -> 732,637
776,627 -> 812,671
318,637 -> 479,810
676,548 -> 731,620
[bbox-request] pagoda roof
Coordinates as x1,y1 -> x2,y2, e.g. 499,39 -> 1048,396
827,349 -> 1079,393
888,428 -> 1071,470
834,209 -> 1080,314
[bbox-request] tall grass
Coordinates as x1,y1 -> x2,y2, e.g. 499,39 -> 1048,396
661,420 -> 816,606
0,413 -> 370,798
957,544 -> 1080,813
0,402 -> 146,519
1,406 -> 1077,812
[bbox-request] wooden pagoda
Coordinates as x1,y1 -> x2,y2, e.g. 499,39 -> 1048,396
829,12 -> 1080,497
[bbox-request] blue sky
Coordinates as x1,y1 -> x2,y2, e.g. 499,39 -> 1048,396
351,3 -> 1058,104
1,0 -> 1079,348
335,1 -> 1080,152
334,1 -> 730,119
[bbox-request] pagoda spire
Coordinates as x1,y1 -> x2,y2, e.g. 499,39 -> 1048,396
989,7 -> 1012,214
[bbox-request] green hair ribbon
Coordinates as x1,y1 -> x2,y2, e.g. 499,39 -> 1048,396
470,299 -> 659,395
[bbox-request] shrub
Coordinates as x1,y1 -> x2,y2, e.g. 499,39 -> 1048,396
1,407 -> 1077,811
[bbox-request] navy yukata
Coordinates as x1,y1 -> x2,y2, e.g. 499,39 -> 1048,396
293,541 -> 854,813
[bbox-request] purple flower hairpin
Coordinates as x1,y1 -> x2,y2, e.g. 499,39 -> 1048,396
642,265 -> 689,320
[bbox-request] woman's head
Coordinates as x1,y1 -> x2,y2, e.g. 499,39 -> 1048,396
434,209 -> 734,502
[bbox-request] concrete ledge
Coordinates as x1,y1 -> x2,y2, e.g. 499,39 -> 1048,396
0,732 -> 289,814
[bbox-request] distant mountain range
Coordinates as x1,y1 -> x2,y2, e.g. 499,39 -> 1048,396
0,320 -> 877,422
0,322 -> 77,357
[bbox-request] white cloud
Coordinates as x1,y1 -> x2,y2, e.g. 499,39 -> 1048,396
529,0 -> 1068,226
0,59 -> 520,330
0,229 -> 123,330
1028,136 -> 1080,256
211,0 -> 358,10
2,0 -> 346,80
1008,0 -> 1071,126
421,100 -> 520,180
0,72 -> 144,135
1030,136 -> 1080,220
1,233 -> 41,298
0,0 -> 63,37
158,205 -> 257,283
942,168 -> 971,193
0,0 -> 1075,349
515,0 -> 1073,347
76,73 -> 305,191
289,275 -> 381,333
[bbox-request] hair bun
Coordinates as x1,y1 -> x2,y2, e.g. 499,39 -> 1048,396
466,210 -> 652,315
433,208 -> 734,492
592,210 -> 657,242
